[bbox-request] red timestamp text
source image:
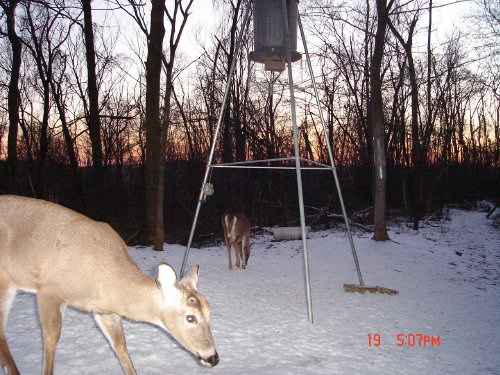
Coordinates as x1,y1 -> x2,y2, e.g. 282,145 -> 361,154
367,333 -> 441,347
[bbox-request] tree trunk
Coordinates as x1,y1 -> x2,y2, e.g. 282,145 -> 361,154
1,0 -> 22,194
81,0 -> 105,220
389,15 -> 422,230
407,37 -> 422,230
145,0 -> 166,250
25,4 -> 50,198
53,79 -> 86,211
370,0 -> 391,241
221,0 -> 242,163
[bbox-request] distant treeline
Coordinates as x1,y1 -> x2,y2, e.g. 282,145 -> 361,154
1,160 -> 497,245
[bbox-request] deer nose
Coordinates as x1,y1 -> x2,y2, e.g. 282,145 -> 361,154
206,351 -> 219,367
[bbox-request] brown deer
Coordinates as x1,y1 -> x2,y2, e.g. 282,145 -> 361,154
0,195 -> 219,375
221,211 -> 251,270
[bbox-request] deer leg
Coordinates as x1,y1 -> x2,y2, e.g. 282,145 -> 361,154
241,248 -> 247,269
0,275 -> 20,375
95,313 -> 136,375
235,242 -> 241,269
242,238 -> 250,269
239,242 -> 246,269
227,241 -> 233,270
37,293 -> 65,375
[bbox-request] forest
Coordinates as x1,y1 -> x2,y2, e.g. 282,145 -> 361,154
0,0 -> 498,247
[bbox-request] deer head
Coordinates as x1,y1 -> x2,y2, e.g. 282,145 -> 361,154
156,263 -> 219,367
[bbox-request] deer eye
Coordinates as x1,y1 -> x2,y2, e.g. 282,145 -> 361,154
186,314 -> 197,324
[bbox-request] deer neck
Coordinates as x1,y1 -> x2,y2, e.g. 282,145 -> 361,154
103,274 -> 166,324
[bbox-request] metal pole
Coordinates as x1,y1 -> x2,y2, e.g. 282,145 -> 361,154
281,0 -> 313,323
180,3 -> 252,277
298,15 -> 364,286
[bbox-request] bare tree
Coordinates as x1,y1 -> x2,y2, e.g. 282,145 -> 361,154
469,0 -> 500,54
79,0 -> 106,219
370,0 -> 393,240
388,4 -> 423,230
218,0 -> 245,163
143,0 -> 166,249
0,0 -> 22,193
21,1 -> 75,198
116,0 -> 194,248
305,1 -> 374,167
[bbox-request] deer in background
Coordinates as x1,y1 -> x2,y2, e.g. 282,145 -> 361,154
221,210 -> 251,270
0,195 -> 219,375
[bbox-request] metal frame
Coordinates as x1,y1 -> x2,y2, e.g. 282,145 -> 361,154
297,14 -> 365,288
180,0 -> 366,323
179,2 -> 253,279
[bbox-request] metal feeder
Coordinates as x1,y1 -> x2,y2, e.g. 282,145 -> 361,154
249,0 -> 301,71
180,0 -> 398,326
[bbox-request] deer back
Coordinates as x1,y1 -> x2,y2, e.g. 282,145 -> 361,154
221,210 -> 250,243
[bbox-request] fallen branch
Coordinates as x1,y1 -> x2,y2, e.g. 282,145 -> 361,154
326,212 -> 373,231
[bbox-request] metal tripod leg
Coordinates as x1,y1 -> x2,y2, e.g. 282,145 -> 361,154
298,14 -> 365,286
281,0 -> 314,323
180,3 -> 252,277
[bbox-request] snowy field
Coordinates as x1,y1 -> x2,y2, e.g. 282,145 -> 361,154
5,205 -> 499,374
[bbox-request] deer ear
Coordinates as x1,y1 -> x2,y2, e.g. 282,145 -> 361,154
182,265 -> 199,290
156,263 -> 177,291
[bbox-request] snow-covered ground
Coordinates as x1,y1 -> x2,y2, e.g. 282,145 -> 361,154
6,206 -> 499,374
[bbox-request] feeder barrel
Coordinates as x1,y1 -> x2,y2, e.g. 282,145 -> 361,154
249,0 -> 302,66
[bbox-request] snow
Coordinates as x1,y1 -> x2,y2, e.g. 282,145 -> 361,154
6,207 -> 499,374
